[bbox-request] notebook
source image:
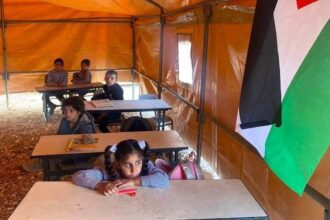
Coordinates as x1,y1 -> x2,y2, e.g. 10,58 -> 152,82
66,137 -> 99,152
91,99 -> 114,108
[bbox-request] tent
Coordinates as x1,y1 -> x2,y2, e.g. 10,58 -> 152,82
0,1 -> 328,219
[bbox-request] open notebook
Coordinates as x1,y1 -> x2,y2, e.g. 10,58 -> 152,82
91,99 -> 114,108
66,136 -> 99,152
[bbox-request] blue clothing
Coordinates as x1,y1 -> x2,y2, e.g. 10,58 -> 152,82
57,112 -> 96,134
91,83 -> 124,133
102,83 -> 124,100
92,83 -> 124,101
72,160 -> 169,189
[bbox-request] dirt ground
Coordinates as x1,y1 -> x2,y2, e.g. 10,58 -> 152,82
0,92 -> 217,220
0,93 -> 63,219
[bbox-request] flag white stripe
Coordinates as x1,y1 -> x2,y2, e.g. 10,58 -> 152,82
274,0 -> 330,99
235,110 -> 271,157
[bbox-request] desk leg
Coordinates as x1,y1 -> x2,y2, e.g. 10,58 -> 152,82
41,158 -> 50,181
161,110 -> 166,131
169,151 -> 179,165
174,150 -> 179,163
325,201 -> 330,220
167,151 -> 180,166
156,110 -> 161,131
169,151 -> 174,164
42,93 -> 49,122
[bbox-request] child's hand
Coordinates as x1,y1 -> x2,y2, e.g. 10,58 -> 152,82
112,179 -> 135,188
95,181 -> 118,196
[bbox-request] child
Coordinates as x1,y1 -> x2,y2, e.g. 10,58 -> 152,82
72,59 -> 92,84
45,58 -> 68,115
92,70 -> 124,132
57,96 -> 95,134
72,139 -> 169,195
72,59 -> 92,98
23,97 -> 95,172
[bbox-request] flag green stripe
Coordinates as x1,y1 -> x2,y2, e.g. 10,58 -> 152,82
265,21 -> 330,195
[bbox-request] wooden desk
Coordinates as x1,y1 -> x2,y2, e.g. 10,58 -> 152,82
9,180 -> 267,220
36,82 -> 103,122
35,82 -> 103,93
32,131 -> 188,180
85,99 -> 172,130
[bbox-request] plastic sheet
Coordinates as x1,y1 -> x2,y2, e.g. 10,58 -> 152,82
155,0 -> 204,12
4,0 -> 124,20
162,8 -> 204,107
205,2 -> 255,130
0,21 -> 132,94
6,22 -> 132,72
135,18 -> 160,81
40,0 -> 158,16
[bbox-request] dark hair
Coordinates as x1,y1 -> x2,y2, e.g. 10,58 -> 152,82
104,139 -> 150,180
62,96 -> 85,113
120,116 -> 153,132
105,70 -> 118,78
54,58 -> 64,65
81,59 -> 90,66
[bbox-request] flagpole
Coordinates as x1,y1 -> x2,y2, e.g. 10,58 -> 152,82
0,0 -> 9,109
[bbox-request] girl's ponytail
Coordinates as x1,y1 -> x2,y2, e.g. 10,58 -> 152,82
104,145 -> 118,180
141,141 -> 150,176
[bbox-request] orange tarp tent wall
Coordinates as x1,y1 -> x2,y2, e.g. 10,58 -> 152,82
0,1 -> 328,219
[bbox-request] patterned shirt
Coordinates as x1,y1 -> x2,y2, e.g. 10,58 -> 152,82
72,161 -> 169,189
72,70 -> 92,84
46,69 -> 68,85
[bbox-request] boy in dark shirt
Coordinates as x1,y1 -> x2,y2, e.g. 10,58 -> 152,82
92,70 -> 124,132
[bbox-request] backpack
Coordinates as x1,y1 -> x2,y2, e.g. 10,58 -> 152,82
120,116 -> 153,132
155,158 -> 205,180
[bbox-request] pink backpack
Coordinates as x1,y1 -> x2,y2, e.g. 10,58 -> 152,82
155,159 -> 204,180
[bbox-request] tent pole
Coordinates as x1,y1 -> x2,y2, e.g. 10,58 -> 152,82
145,0 -> 164,14
157,16 -> 165,99
145,0 -> 164,99
0,0 -> 9,109
196,4 -> 211,164
131,17 -> 137,100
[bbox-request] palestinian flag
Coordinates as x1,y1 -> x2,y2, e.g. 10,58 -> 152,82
237,0 -> 330,195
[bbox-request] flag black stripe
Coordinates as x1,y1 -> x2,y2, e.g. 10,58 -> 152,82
239,0 -> 281,129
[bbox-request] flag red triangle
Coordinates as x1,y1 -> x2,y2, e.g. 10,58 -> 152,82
296,0 -> 318,9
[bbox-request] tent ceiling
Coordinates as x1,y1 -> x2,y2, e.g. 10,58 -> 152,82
3,0 -> 206,19
4,0 -> 125,20
41,0 -> 205,15
41,0 -> 159,16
